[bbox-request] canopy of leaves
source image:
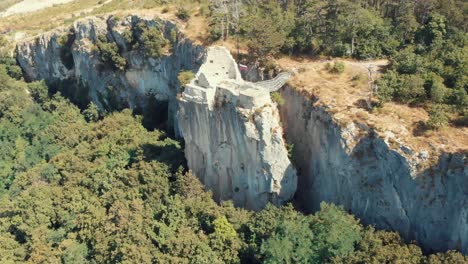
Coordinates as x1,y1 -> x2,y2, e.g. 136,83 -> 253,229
0,37 -> 465,262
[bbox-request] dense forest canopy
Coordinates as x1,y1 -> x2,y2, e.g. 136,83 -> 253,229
206,0 -> 467,128
0,0 -> 466,262
0,45 -> 466,263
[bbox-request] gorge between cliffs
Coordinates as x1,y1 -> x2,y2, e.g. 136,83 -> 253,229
15,14 -> 467,255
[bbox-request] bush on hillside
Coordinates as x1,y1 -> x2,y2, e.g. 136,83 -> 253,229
271,92 -> 285,106
176,7 -> 190,21
140,26 -> 169,58
178,70 -> 194,90
427,104 -> 449,129
329,61 -> 345,74
95,34 -> 127,71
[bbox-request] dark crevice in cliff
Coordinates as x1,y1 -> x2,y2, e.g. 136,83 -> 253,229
277,84 -> 467,254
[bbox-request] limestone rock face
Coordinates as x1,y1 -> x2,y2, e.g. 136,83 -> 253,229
280,86 -> 468,254
16,15 -> 205,132
177,47 -> 297,210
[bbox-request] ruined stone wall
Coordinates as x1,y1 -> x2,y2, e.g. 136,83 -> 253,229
178,47 -> 297,210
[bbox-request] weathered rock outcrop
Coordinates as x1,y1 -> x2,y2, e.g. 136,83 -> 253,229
16,15 -> 205,131
14,15 -> 467,253
177,47 -> 297,210
280,86 -> 468,254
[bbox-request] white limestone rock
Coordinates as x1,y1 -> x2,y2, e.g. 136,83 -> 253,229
178,47 -> 297,210
279,85 -> 468,254
16,15 -> 205,134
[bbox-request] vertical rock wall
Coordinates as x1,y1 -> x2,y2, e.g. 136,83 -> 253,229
177,47 -> 297,210
280,86 -> 468,254
16,15 -> 205,132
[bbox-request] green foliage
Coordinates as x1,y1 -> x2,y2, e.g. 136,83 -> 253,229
177,70 -> 194,89
271,92 -> 285,106
0,57 -> 465,262
176,7 -> 190,21
209,216 -> 242,263
6,64 -> 22,80
95,34 -> 127,71
329,61 -> 345,74
82,102 -> 99,122
243,0 -> 295,57
127,22 -> 169,58
139,24 -> 168,58
311,203 -> 362,261
427,104 -> 449,129
335,228 -> 424,264
203,0 -> 466,125
27,80 -> 49,104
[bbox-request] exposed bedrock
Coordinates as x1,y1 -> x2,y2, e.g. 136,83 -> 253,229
177,47 -> 297,210
16,15 -> 205,132
279,86 -> 467,254
15,16 -> 467,253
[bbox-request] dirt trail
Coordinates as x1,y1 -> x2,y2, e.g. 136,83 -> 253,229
0,0 -> 74,17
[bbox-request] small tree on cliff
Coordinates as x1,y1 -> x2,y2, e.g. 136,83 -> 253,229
178,70 -> 195,91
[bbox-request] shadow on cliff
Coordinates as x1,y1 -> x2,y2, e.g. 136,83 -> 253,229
291,125 -> 467,254
278,86 -> 467,254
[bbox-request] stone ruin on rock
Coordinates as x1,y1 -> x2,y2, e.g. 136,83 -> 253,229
177,47 -> 297,210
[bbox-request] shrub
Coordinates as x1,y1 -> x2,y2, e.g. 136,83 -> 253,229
176,8 -> 190,21
95,34 -> 126,71
121,30 -> 133,48
297,67 -> 307,73
427,104 -> 449,129
429,81 -> 449,104
169,29 -> 177,44
6,64 -> 22,80
83,102 -> 99,122
392,47 -> 424,74
178,70 -> 194,90
131,23 -> 169,58
351,74 -> 364,82
397,74 -> 426,104
27,80 -> 49,104
271,92 -> 285,106
329,61 -> 345,74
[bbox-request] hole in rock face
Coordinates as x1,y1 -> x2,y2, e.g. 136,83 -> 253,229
234,187 -> 239,192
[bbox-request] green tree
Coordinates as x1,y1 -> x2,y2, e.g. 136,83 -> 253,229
82,102 -> 99,122
310,202 -> 362,262
427,104 -> 449,129
209,216 -> 242,264
95,35 -> 127,71
243,0 -> 295,56
260,216 -> 315,264
177,70 -> 195,90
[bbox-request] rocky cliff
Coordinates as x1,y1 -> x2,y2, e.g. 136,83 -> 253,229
177,47 -> 297,210
280,86 -> 467,254
14,16 -> 467,254
16,14 -> 205,132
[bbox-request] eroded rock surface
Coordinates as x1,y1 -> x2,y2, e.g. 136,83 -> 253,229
16,15 -> 205,132
177,47 -> 297,210
280,86 -> 468,254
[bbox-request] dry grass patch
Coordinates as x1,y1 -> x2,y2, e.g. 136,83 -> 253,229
276,56 -> 468,154
0,0 -> 22,12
